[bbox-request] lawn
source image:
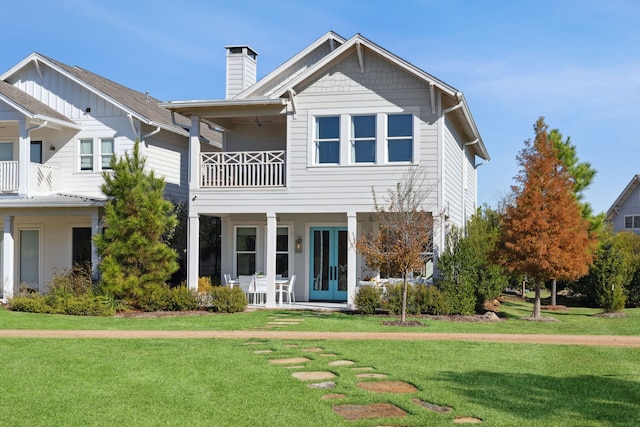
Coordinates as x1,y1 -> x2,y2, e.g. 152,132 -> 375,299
1,298 -> 639,426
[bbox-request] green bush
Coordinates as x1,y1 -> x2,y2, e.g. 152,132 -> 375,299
9,292 -> 115,316
384,283 -> 420,315
209,286 -> 247,313
137,284 -> 172,312
413,284 -> 451,315
355,286 -> 383,314
9,294 -> 53,313
169,286 -> 200,311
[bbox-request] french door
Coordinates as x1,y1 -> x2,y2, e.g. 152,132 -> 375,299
309,227 -> 347,301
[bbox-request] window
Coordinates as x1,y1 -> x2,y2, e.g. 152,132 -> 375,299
387,114 -> 413,162
624,215 -> 640,230
0,142 -> 12,161
79,139 -> 94,171
236,227 -> 257,276
314,116 -> 340,164
350,115 -> 376,163
20,229 -> 39,291
79,138 -> 115,171
30,141 -> 42,164
276,227 -> 289,277
72,228 -> 92,268
100,138 -> 114,170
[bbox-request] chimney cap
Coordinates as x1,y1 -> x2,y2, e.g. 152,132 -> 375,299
224,45 -> 259,58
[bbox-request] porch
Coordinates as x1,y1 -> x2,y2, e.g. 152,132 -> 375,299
200,150 -> 285,188
0,161 -> 61,194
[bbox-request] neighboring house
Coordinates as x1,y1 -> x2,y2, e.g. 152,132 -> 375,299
161,31 -> 490,308
606,175 -> 640,234
0,53 -> 219,302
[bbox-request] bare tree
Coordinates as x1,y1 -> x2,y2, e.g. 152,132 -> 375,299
356,168 -> 434,322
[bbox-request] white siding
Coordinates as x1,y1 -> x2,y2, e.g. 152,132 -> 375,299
443,121 -> 464,227
145,130 -> 189,202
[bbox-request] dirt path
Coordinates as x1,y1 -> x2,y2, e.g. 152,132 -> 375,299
1,329 -> 639,347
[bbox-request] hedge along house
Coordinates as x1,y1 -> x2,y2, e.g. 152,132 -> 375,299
161,32 -> 490,308
0,53 -> 219,302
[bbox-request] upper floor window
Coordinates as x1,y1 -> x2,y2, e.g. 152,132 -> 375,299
314,116 -> 340,164
311,110 -> 417,166
387,114 -> 413,162
624,215 -> 640,230
79,137 -> 115,171
351,115 -> 376,163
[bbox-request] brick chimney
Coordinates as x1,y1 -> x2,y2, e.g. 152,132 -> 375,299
225,45 -> 258,99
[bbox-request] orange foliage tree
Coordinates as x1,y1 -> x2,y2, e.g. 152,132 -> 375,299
499,118 -> 595,318
356,169 -> 434,322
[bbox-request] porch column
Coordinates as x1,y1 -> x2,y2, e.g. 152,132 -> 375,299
17,119 -> 29,196
90,211 -> 100,280
220,216 -> 231,280
188,115 -> 201,189
265,212 -> 277,307
347,212 -> 358,309
2,216 -> 15,303
187,214 -> 200,290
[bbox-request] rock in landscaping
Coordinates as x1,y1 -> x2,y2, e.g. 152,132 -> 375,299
292,371 -> 336,381
308,381 -> 335,389
357,381 -> 418,393
333,403 -> 407,420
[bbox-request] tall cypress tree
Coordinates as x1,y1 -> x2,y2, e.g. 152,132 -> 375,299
95,140 -> 178,306
499,118 -> 595,318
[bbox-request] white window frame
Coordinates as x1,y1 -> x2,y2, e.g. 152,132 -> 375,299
350,115 -> 377,164
78,137 -> 116,172
313,116 -> 341,165
624,215 -> 640,230
308,107 -> 419,167
385,113 -> 415,164
234,225 -> 258,276
275,225 -> 290,278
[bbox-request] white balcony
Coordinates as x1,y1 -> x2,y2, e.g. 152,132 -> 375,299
0,161 -> 61,194
200,150 -> 285,188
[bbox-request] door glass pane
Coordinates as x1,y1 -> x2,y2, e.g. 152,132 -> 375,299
20,230 -> 39,290
312,230 -> 329,291
72,228 -> 92,268
337,230 -> 348,292
30,141 -> 42,164
236,253 -> 255,276
236,227 -> 256,251
0,142 -> 12,161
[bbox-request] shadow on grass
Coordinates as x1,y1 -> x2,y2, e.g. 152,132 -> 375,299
434,370 -> 640,426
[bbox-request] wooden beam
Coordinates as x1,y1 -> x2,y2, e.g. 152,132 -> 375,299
355,41 -> 364,73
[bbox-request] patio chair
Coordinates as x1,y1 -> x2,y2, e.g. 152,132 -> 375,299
223,274 -> 233,287
278,275 -> 296,305
254,275 -> 268,305
238,275 -> 255,303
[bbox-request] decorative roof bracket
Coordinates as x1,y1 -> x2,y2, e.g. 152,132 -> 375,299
355,41 -> 364,73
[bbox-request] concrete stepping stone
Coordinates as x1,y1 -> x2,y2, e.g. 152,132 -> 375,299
319,353 -> 338,357
302,347 -> 323,352
253,350 -> 273,354
292,371 -> 336,381
283,365 -> 305,369
333,403 -> 406,420
328,360 -> 355,367
351,367 -> 374,371
454,416 -> 482,424
245,341 -> 265,345
266,321 -> 300,325
322,394 -> 345,400
308,381 -> 335,389
357,381 -> 418,393
269,357 -> 310,364
283,344 -> 299,348
412,398 -> 452,413
356,373 -> 388,379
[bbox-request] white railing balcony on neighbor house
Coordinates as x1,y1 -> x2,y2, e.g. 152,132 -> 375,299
0,161 -> 19,192
200,150 -> 286,188
0,161 -> 61,194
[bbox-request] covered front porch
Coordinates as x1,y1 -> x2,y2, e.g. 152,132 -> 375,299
187,211 -> 371,309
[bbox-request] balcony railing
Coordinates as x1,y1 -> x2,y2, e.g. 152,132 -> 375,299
200,150 -> 285,188
0,161 -> 61,194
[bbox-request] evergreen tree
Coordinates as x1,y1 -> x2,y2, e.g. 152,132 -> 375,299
498,118 -> 595,318
95,141 -> 179,306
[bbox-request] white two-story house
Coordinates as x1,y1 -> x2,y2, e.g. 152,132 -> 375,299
161,32 -> 490,308
0,53 -> 218,302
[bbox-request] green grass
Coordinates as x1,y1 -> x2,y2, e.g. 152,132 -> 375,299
0,338 -> 638,426
1,298 -> 640,336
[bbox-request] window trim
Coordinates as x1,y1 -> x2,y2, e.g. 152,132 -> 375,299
624,215 -> 640,230
234,225 -> 258,277
78,137 -> 116,172
308,107 -> 419,167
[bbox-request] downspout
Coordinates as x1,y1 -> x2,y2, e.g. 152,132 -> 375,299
127,114 -> 139,140
141,126 -> 161,146
23,120 -> 48,196
461,139 -> 478,227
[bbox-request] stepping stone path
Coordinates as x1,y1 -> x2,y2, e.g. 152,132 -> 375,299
251,321 -> 483,424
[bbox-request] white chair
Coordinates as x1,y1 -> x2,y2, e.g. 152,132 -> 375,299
238,275 -> 255,303
278,275 -> 296,305
254,276 -> 268,305
223,274 -> 233,287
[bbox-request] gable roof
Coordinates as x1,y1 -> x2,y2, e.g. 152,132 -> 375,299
1,53 -> 220,145
606,174 -> 640,220
0,80 -> 80,129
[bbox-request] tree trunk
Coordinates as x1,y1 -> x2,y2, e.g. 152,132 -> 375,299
521,277 -> 527,299
401,273 -> 408,323
550,279 -> 557,306
532,280 -> 542,318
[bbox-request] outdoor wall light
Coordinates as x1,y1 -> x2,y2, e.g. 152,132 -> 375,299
49,145 -> 56,151
295,237 -> 302,253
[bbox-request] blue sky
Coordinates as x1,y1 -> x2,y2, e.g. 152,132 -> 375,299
3,0 -> 639,214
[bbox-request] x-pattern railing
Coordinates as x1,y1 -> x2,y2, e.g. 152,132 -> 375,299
201,150 -> 285,188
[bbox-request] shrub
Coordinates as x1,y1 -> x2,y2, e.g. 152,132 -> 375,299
385,283 -> 421,315
197,276 -> 214,293
209,286 -> 247,313
413,284 -> 451,315
137,284 -> 172,312
168,286 -> 200,311
355,286 -> 383,314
